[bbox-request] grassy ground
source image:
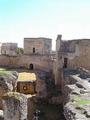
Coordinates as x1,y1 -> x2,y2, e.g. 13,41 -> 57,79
74,96 -> 90,105
0,68 -> 10,76
0,67 -> 36,81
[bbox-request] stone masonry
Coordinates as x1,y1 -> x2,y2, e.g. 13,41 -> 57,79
3,92 -> 27,120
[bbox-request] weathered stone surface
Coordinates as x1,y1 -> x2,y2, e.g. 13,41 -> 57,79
27,95 -> 36,120
36,70 -> 49,98
0,71 -> 18,109
0,71 -> 18,93
80,89 -> 89,94
63,68 -> 90,120
75,113 -> 87,120
17,80 -> 36,94
0,110 -> 4,120
76,82 -> 85,89
1,43 -> 17,56
36,70 -> 55,98
82,105 -> 90,118
36,79 -> 47,98
64,102 -> 76,120
63,84 -> 80,103
64,74 -> 79,85
64,102 -> 89,120
24,37 -> 52,55
3,92 -> 27,120
78,67 -> 90,79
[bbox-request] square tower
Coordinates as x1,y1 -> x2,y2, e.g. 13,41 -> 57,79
24,37 -> 52,55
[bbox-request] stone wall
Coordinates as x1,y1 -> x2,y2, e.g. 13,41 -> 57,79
60,39 -> 90,70
24,38 -> 52,55
43,38 -> 52,54
55,34 -> 90,87
0,71 -> 18,109
36,70 -> 47,98
27,95 -> 36,120
0,54 -> 53,70
0,56 -> 10,67
16,55 -> 52,70
3,92 -> 27,120
24,38 -> 44,55
67,40 -> 90,70
17,81 -> 36,94
1,43 -> 17,56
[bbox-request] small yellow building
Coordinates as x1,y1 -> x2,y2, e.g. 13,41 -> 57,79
17,80 -> 36,94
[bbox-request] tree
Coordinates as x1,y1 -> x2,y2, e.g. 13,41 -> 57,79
16,48 -> 24,54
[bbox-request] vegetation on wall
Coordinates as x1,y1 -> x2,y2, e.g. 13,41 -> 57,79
16,48 -> 24,54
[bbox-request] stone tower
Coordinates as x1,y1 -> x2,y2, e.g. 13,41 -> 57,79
55,35 -> 64,90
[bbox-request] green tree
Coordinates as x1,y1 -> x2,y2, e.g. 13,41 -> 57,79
16,48 -> 24,54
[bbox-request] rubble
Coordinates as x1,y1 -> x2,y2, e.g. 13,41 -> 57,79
64,68 -> 90,120
0,71 -> 18,109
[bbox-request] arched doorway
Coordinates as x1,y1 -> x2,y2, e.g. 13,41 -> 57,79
63,58 -> 68,68
33,48 -> 35,53
29,64 -> 34,70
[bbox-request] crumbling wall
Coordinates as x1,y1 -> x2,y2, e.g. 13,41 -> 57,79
0,56 -> 10,67
0,55 -> 53,70
3,92 -> 27,120
17,81 -> 36,94
68,44 -> 90,70
0,71 -> 18,109
64,40 -> 90,70
27,95 -> 36,120
36,70 -> 47,98
55,36 -> 90,88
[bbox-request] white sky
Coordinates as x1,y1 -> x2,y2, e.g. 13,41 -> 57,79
0,0 -> 90,50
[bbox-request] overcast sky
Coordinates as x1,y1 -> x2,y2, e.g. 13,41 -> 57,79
0,0 -> 90,50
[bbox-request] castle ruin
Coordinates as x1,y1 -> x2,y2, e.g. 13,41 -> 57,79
0,35 -> 90,120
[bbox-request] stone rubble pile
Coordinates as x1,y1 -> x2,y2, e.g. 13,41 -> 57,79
0,71 -> 18,109
63,68 -> 90,120
0,110 -> 4,120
